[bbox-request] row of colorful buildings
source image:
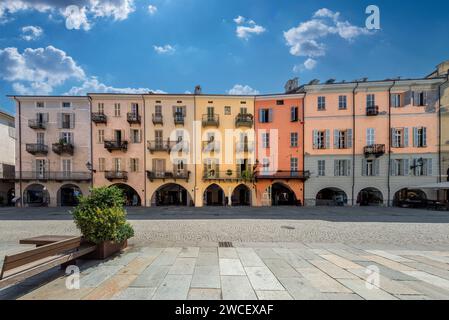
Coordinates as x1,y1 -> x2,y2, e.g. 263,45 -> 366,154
6,60 -> 449,207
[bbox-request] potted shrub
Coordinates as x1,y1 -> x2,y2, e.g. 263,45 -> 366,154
72,186 -> 134,259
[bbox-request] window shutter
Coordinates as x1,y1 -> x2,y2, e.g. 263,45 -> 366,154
366,128 -> 370,146
259,109 -> 263,122
313,130 -> 318,149
334,160 -> 338,176
70,113 -> 75,129
423,91 -> 428,106
57,113 -> 62,129
268,109 -> 273,122
391,128 -> 397,147
346,160 -> 351,176
423,127 -> 427,147
404,91 -> 412,106
71,133 -> 74,146
362,159 -> 367,176
325,130 -> 330,149
182,106 -> 186,117
426,90 -> 438,110
44,113 -> 49,122
390,159 -> 396,176
413,127 -> 418,147
404,128 -> 409,147
427,158 -> 433,176
347,129 -> 353,148
334,129 -> 339,148
172,106 -> 176,115
404,159 -> 409,176
390,94 -> 396,107
412,91 -> 417,106
374,159 -> 380,176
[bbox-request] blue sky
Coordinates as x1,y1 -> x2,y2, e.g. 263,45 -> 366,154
1,0 -> 449,114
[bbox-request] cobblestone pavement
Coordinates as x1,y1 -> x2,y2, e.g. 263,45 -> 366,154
2,242 -> 449,300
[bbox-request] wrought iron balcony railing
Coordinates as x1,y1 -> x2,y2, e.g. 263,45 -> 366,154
147,140 -> 171,153
146,170 -> 190,182
14,171 -> 91,181
152,113 -> 163,125
91,113 -> 107,124
174,112 -> 185,125
366,106 -> 379,116
104,171 -> 128,181
363,144 -> 385,158
28,119 -> 47,129
202,114 -> 219,127
235,114 -> 254,128
127,112 -> 141,124
26,143 -> 48,155
52,143 -> 74,155
255,170 -> 311,180
104,140 -> 128,152
236,142 -> 254,152
202,170 -> 254,181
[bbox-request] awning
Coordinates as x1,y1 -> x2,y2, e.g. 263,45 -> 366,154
413,182 -> 449,190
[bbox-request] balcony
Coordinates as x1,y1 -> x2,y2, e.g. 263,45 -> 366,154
104,140 -> 128,152
16,171 -> 91,182
146,170 -> 190,182
147,140 -> 171,153
255,170 -> 311,181
52,142 -> 74,155
364,144 -> 385,158
92,113 -> 107,124
127,112 -> 141,124
174,112 -> 185,125
236,142 -> 254,153
202,141 -> 220,152
202,170 -> 254,182
235,114 -> 254,128
152,114 -> 163,125
202,114 -> 219,127
26,143 -> 48,155
105,171 -> 128,181
366,106 -> 379,116
28,119 -> 47,130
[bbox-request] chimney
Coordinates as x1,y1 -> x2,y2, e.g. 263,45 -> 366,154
284,78 -> 299,93
194,85 -> 202,95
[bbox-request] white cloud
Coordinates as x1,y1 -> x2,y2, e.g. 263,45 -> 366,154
0,0 -> 135,29
66,76 -> 165,95
153,44 -> 175,55
284,8 -> 371,57
293,58 -> 317,73
233,15 -> 266,40
227,84 -> 259,95
21,25 -> 43,41
148,4 -> 157,15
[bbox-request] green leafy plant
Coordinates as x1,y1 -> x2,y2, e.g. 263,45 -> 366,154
71,186 -> 134,244
240,170 -> 254,181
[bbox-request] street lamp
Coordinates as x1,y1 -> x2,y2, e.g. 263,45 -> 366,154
85,161 -> 96,173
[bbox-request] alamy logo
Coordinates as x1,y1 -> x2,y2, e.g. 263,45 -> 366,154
366,5 -> 381,30
365,265 -> 380,289
65,265 -> 80,290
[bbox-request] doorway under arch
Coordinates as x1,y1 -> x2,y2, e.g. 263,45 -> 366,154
270,183 -> 297,206
204,184 -> 225,206
393,188 -> 427,208
357,188 -> 383,206
231,184 -> 251,206
316,188 -> 348,206
57,184 -> 82,206
7,188 -> 15,206
111,184 -> 141,206
152,183 -> 191,206
23,184 -> 49,207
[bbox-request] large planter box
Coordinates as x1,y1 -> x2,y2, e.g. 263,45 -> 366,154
85,240 -> 128,260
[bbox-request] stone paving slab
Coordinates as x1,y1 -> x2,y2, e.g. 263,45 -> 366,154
3,243 -> 449,300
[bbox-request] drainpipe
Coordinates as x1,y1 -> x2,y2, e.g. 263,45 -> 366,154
13,97 -> 23,207
142,94 -> 147,206
88,96 -> 94,190
302,91 -> 307,206
193,94 -> 197,207
351,82 -> 359,206
387,81 -> 396,206
438,74 -> 449,201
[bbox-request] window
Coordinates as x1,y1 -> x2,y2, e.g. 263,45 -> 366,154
131,103 -> 139,115
276,100 -> 284,105
155,105 -> 162,116
367,94 -> 375,108
317,96 -> 326,110
62,102 -> 71,108
362,159 -> 379,176
60,113 -> 72,129
37,132 -> 45,144
130,129 -> 141,143
338,95 -> 347,110
35,159 -> 47,178
317,160 -> 325,176
290,132 -> 298,147
259,109 -> 272,123
414,127 -> 427,148
291,157 -> 298,172
98,129 -> 104,143
155,130 -> 163,145
313,130 -> 328,149
36,102 -> 44,108
176,159 -> 185,172
60,132 -> 73,144
334,129 -> 352,149
240,107 -> 247,115
62,159 -> 72,177
334,160 -> 351,176
114,103 -> 121,117
392,128 -> 409,148
262,133 -> 270,148
224,106 -> 231,115
207,106 -> 214,118
366,128 -> 375,146
262,158 -> 270,172
415,91 -> 427,106
98,158 -> 105,172
411,158 -> 432,176
290,106 -> 299,121
114,158 -> 122,171
130,158 -> 139,172
391,159 -> 409,176
98,103 -> 104,114
393,94 -> 401,108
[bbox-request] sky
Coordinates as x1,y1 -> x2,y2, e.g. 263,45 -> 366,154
0,0 -> 449,114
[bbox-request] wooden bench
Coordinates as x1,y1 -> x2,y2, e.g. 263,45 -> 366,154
0,236 -> 97,289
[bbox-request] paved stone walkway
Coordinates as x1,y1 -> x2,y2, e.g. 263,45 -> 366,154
2,242 -> 449,300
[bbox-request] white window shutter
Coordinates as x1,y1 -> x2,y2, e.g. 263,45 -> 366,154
404,128 -> 409,147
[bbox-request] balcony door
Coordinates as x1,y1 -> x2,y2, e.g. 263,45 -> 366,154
114,158 -> 122,172
207,107 -> 214,120
114,130 -> 122,143
62,159 -> 72,178
155,130 -> 163,148
36,159 -> 47,179
153,159 -> 166,178
37,132 -> 45,145
131,103 -> 139,116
